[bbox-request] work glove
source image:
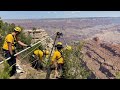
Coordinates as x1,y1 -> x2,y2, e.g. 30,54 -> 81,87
27,44 -> 32,48
10,54 -> 16,59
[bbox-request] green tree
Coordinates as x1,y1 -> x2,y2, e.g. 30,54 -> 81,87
0,61 -> 12,79
0,18 -> 32,61
62,41 -> 91,79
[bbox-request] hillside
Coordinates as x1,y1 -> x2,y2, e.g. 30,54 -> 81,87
1,28 -> 120,79
82,36 -> 120,79
1,17 -> 120,79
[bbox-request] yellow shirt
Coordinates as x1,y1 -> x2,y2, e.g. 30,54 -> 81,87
52,50 -> 64,64
33,50 -> 43,61
2,34 -> 16,50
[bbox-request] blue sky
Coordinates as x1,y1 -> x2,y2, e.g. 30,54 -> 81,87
0,11 -> 120,19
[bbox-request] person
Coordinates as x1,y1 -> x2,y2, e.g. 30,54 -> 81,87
32,48 -> 49,70
64,45 -> 72,51
51,42 -> 64,78
2,26 -> 30,76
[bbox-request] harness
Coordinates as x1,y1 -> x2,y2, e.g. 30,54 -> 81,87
56,50 -> 63,61
12,34 -> 17,49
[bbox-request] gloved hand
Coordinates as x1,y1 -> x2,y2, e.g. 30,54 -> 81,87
10,54 -> 16,59
27,44 -> 32,48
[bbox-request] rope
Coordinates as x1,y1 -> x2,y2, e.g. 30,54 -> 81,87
9,38 -> 47,69
20,39 -> 46,61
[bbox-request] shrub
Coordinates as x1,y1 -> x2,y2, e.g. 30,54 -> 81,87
62,41 -> 91,79
0,61 -> 12,79
115,72 -> 120,79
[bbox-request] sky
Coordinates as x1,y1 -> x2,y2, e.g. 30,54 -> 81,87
0,11 -> 120,19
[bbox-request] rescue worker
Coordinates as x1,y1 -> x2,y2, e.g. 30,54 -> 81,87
64,45 -> 72,51
51,42 -> 64,78
2,26 -> 30,76
32,48 -> 49,70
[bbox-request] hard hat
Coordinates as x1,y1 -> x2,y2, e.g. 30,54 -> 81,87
57,42 -> 62,45
66,45 -> 72,50
14,26 -> 22,32
43,50 -> 49,55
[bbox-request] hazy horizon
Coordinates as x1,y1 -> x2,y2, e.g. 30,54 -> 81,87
1,11 -> 120,19
2,17 -> 120,20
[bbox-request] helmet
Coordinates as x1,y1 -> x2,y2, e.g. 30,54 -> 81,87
66,45 -> 72,50
57,42 -> 62,45
55,42 -> 63,50
14,26 -> 22,32
43,50 -> 49,55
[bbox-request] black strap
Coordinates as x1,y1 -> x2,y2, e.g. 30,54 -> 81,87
12,34 -> 17,47
56,50 -> 63,61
